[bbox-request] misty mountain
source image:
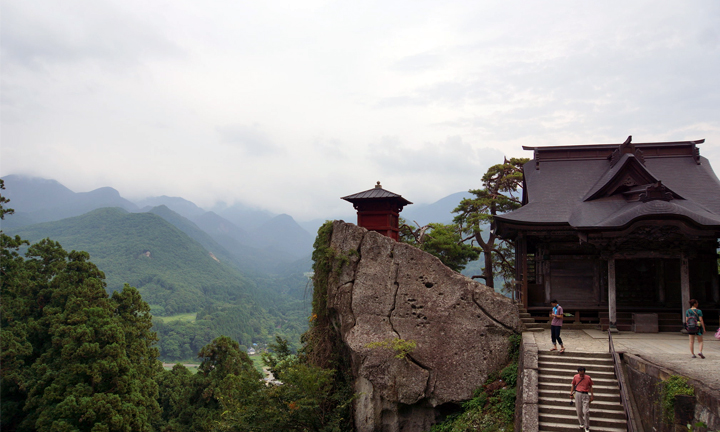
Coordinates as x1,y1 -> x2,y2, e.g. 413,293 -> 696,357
1,175 -> 139,228
212,201 -> 276,230
146,205 -> 239,266
192,210 -> 299,274
136,195 -> 206,219
1,175 -> 314,262
252,214 -> 314,258
4,206 -> 311,360
5,207 -> 260,314
401,191 -> 471,226
193,211 -> 253,245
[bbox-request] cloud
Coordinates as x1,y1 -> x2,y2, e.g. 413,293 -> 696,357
0,1 -> 181,69
365,135 -> 506,200
216,124 -> 282,156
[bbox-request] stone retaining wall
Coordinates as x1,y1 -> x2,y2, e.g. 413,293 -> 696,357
624,353 -> 720,432
515,331 -> 539,432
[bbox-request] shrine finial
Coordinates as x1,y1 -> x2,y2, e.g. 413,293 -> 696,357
375,181 -> 382,189
610,135 -> 645,166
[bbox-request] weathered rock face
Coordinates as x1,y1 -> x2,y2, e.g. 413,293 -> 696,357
324,221 -> 522,432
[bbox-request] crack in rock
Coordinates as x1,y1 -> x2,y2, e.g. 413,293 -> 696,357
471,291 -> 515,332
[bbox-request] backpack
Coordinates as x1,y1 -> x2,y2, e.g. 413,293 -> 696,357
686,310 -> 699,334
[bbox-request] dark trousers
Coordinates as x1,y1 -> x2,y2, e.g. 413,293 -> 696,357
551,325 -> 563,346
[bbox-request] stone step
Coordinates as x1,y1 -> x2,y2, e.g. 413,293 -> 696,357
522,317 -> 538,323
520,312 -> 532,318
539,352 -> 612,359
526,327 -> 545,332
539,383 -> 622,397
539,373 -> 618,386
539,412 -> 628,430
538,353 -> 614,363
540,367 -> 617,378
538,360 -> 615,371
539,389 -> 621,403
539,403 -> 627,420
539,421 -> 627,432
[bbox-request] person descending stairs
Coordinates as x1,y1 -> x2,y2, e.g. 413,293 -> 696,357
537,351 -> 628,432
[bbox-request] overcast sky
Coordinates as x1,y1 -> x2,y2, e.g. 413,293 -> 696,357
2,0 -> 719,221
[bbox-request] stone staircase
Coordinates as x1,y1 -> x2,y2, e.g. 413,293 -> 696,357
519,306 -> 545,332
537,351 -> 628,432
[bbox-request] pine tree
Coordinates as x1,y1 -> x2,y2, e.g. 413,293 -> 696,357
0,181 -> 161,432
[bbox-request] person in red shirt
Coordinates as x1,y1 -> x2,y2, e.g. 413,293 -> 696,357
570,366 -> 594,432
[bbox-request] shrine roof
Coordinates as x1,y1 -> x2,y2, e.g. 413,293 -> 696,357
496,138 -> 720,233
341,182 -> 413,205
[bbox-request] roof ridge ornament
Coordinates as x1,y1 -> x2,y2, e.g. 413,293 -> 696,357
639,181 -> 675,203
609,135 -> 645,167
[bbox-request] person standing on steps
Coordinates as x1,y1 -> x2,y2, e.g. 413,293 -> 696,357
570,366 -> 594,432
549,299 -> 565,353
686,299 -> 707,359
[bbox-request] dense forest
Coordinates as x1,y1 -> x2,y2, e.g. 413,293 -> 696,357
0,182 -> 353,431
6,206 -> 311,361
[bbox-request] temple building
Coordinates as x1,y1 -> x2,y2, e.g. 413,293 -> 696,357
495,137 -> 720,331
342,182 -> 412,241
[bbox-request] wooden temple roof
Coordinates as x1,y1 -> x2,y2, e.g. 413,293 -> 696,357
496,137 -> 720,235
341,182 -> 413,206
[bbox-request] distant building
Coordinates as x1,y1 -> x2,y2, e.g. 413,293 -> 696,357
496,137 -> 720,331
342,182 -> 412,241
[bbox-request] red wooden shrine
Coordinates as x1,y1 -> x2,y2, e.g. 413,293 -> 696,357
341,182 -> 412,241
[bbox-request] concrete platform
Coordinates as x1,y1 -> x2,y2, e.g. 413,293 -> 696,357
532,329 -> 720,392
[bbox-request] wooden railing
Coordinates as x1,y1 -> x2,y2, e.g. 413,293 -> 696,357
607,330 -> 637,432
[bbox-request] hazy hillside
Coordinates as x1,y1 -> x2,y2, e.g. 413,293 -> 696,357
1,174 -> 139,228
251,214 -> 314,258
137,195 -> 207,219
147,205 -> 239,268
402,191 -> 471,226
5,207 -> 310,360
6,207 -> 258,314
212,201 -> 276,229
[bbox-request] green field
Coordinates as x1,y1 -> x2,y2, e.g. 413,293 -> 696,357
161,354 -> 263,376
153,312 -> 196,323
249,354 -> 264,373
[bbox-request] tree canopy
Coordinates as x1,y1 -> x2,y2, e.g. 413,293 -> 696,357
453,157 -> 528,290
1,180 -> 354,432
400,221 -> 480,272
1,180 -> 161,431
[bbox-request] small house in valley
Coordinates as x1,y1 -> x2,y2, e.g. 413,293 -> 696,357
495,137 -> 720,331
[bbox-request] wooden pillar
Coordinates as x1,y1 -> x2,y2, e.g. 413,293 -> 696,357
608,258 -> 618,332
544,260 -> 551,304
657,259 -> 665,304
681,253 -> 690,324
712,257 -> 720,303
594,260 -> 601,304
519,234 -> 528,309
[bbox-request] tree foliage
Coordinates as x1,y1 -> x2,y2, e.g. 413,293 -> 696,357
400,221 -> 480,272
453,157 -> 529,290
1,183 -> 353,431
1,182 -> 162,432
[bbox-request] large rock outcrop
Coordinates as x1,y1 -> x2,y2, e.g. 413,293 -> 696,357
323,221 -> 522,432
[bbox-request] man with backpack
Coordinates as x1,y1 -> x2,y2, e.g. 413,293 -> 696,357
570,366 -> 594,432
686,299 -> 707,359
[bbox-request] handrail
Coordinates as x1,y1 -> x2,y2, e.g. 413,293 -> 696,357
608,330 -> 636,432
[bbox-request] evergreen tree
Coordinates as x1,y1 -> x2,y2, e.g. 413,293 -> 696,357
400,222 -> 480,272
453,157 -> 528,290
0,181 -> 161,432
